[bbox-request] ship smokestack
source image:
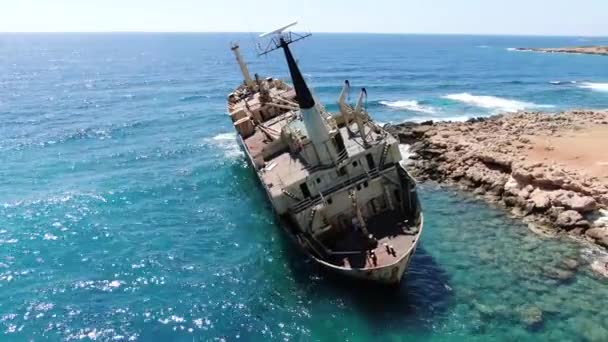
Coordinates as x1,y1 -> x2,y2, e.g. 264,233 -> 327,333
279,38 -> 330,155
280,38 -> 315,109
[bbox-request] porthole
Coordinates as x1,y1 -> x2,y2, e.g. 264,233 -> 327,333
316,178 -> 321,184
353,161 -> 358,167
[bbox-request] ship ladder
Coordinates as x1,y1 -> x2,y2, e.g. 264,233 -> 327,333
349,190 -> 370,236
282,188 -> 302,202
308,207 -> 318,231
379,143 -> 390,169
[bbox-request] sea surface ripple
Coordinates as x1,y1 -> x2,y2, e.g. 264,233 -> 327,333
1,33 -> 608,341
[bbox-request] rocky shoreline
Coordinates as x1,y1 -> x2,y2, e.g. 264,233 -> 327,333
515,46 -> 608,56
386,110 -> 608,276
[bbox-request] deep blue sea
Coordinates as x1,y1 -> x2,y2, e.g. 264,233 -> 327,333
1,33 -> 608,341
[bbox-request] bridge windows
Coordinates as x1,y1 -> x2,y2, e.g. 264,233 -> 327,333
366,154 -> 375,170
299,182 -> 311,198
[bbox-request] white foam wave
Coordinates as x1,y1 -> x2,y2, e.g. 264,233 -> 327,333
1,192 -> 106,209
398,144 -> 413,159
212,132 -> 237,141
411,115 -> 471,123
578,82 -> 608,92
205,132 -> 243,159
549,80 -> 577,85
379,100 -> 437,114
442,93 -> 554,113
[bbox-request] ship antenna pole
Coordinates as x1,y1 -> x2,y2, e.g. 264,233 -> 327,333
258,22 -> 335,166
231,42 -> 255,90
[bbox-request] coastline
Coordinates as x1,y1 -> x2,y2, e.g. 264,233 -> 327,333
386,110 -> 608,276
515,46 -> 608,56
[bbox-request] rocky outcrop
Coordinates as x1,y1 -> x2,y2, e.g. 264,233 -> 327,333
586,227 -> 608,248
387,110 -> 608,254
515,46 -> 608,56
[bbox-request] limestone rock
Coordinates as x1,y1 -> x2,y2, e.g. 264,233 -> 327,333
569,196 -> 597,213
477,152 -> 512,171
503,176 -> 522,196
586,228 -> 608,247
590,258 -> 608,278
550,191 -> 597,213
503,196 -> 518,207
586,227 -> 608,240
528,189 -> 551,211
555,210 -> 583,228
547,206 -> 566,221
386,111 -> 608,243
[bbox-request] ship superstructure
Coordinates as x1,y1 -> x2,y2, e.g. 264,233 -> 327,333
226,24 -> 423,284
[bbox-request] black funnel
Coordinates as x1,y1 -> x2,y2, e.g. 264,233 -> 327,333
280,38 -> 315,110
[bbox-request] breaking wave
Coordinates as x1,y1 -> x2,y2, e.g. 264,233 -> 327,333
379,100 -> 437,114
413,115 -> 470,123
203,133 -> 243,159
398,144 -> 414,159
442,93 -> 554,112
578,82 -> 608,92
549,80 -> 577,85
1,191 -> 107,209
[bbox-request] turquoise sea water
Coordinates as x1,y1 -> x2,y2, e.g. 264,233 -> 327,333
1,33 -> 608,341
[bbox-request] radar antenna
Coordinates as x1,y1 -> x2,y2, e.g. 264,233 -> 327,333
258,21 -> 312,56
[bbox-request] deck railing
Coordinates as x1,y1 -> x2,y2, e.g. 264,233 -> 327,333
291,163 -> 395,213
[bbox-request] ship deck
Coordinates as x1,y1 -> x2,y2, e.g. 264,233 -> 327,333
338,123 -> 386,156
261,152 -> 309,196
242,111 -> 294,159
329,210 -> 419,269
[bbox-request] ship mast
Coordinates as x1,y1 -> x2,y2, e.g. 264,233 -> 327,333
231,43 -> 255,90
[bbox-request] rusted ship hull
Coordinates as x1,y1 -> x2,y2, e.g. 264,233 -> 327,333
239,134 -> 422,284
227,29 -> 423,286
318,247 -> 415,284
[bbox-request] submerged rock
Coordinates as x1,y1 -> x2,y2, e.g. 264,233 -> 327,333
518,305 -> 544,329
571,316 -> 608,342
543,266 -> 575,282
560,258 -> 580,271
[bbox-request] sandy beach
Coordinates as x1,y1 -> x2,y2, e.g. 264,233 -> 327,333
526,126 -> 608,180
